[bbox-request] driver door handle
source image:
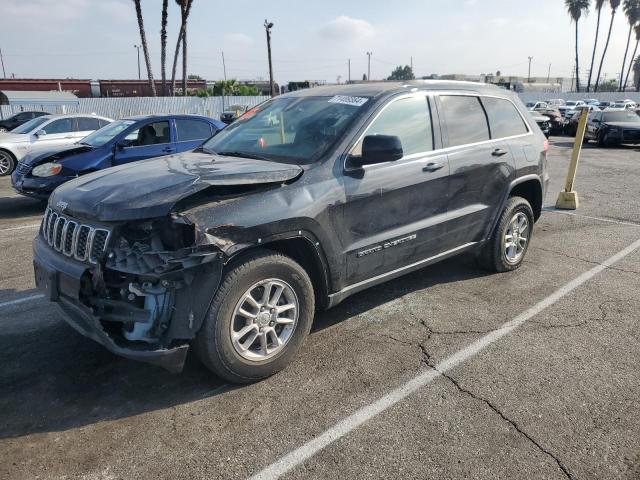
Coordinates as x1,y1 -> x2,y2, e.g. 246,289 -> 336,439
423,161 -> 445,172
492,148 -> 509,157
162,146 -> 176,153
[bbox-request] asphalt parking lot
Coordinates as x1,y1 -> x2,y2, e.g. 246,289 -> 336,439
0,138 -> 639,480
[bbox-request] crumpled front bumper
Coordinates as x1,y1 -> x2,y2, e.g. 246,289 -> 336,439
32,234 -> 209,373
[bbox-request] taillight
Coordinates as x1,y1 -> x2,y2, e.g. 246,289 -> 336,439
543,139 -> 549,153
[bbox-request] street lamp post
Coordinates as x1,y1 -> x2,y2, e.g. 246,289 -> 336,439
264,20 -> 275,96
366,51 -> 372,81
134,45 -> 141,80
527,56 -> 533,83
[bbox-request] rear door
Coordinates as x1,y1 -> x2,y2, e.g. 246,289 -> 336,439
340,93 -> 451,286
174,118 -> 215,152
437,94 -> 517,247
76,116 -> 103,140
113,120 -> 175,165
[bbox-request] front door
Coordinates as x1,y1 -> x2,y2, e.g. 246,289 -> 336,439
339,94 -> 451,286
33,117 -> 78,149
113,120 -> 175,165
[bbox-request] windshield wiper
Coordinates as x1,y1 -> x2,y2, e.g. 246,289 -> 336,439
215,150 -> 269,161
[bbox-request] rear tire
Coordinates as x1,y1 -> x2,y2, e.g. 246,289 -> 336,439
477,196 -> 534,273
194,250 -> 315,383
0,150 -> 16,176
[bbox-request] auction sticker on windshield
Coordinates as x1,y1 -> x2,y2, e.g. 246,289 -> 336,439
328,95 -> 369,107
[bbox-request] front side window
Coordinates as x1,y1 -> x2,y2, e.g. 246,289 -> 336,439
123,121 -> 171,146
351,95 -> 433,157
44,118 -> 75,134
482,97 -> 528,139
201,95 -> 367,163
176,119 -> 213,142
440,95 -> 490,147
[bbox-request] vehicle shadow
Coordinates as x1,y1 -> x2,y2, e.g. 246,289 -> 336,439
0,255 -> 487,440
0,195 -> 45,219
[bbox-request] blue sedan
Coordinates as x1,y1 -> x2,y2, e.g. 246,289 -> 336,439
11,114 -> 225,200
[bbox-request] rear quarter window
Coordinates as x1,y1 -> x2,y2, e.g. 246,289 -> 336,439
440,95 -> 490,147
482,97 -> 529,139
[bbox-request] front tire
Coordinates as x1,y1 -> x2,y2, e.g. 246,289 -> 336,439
477,196 -> 534,273
194,250 -> 315,383
0,150 -> 16,176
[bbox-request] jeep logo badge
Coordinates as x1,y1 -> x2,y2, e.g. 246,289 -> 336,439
56,201 -> 68,212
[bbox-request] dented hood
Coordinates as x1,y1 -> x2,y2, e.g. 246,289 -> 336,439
49,150 -> 303,222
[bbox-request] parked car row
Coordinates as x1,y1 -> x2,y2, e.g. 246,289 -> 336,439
10,114 -> 224,198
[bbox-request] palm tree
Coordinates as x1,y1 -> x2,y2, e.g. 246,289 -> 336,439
634,54 -> 640,90
587,0 -> 606,92
623,22 -> 640,89
566,0 -> 591,92
619,0 -> 640,91
133,0 -> 156,96
160,0 -> 168,96
594,0 -> 622,92
170,0 -> 194,96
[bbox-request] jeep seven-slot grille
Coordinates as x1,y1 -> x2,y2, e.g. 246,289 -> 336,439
41,207 -> 111,263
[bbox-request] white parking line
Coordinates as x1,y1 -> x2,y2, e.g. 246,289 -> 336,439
2,223 -> 41,232
543,208 -> 640,228
0,294 -> 45,309
250,237 -> 640,480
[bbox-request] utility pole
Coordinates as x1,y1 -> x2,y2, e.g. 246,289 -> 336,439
221,50 -> 227,110
264,20 -> 275,96
133,45 -> 141,80
0,47 -> 6,79
366,51 -> 372,81
547,63 -> 551,83
527,56 -> 533,83
410,56 -> 413,72
348,58 -> 351,83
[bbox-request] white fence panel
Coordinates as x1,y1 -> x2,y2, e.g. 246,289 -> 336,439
0,96 -> 270,121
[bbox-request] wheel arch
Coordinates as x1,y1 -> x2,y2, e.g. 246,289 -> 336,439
508,176 -> 543,221
225,233 -> 332,310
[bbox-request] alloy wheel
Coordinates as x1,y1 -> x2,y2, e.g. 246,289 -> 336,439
0,152 -> 12,175
230,278 -> 299,361
503,212 -> 529,264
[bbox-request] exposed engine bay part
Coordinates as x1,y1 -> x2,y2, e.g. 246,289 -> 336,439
122,282 -> 171,343
106,216 -> 220,275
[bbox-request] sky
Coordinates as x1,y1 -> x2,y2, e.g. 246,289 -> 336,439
0,0 -> 636,86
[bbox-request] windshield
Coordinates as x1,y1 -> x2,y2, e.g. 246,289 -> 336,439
566,101 -> 577,106
526,102 -> 535,108
603,111 -> 640,123
201,95 -> 369,163
79,119 -> 136,147
12,116 -> 50,134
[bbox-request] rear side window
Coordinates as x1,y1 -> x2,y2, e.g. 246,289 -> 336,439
77,117 -> 102,131
440,96 -> 489,147
353,96 -> 433,157
175,119 -> 213,142
482,97 -> 528,139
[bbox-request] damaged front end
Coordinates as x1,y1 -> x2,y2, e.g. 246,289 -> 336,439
33,208 -> 224,372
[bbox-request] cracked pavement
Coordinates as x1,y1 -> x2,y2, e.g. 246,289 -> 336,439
1,137 -> 640,479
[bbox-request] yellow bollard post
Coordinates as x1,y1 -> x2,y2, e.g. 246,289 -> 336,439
555,106 -> 590,210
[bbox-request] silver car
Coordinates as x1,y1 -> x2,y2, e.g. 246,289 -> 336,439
0,114 -> 113,176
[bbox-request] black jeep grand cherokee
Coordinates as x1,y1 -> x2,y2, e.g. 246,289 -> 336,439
33,81 -> 549,383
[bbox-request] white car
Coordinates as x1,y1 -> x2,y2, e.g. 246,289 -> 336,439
0,114 -> 112,176
608,100 -> 637,110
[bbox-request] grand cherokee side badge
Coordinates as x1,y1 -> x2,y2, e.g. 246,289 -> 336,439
356,234 -> 417,258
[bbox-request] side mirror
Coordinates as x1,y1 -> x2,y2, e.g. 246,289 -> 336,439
35,129 -> 46,137
359,135 -> 403,166
592,119 -> 600,123
116,140 -> 127,151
